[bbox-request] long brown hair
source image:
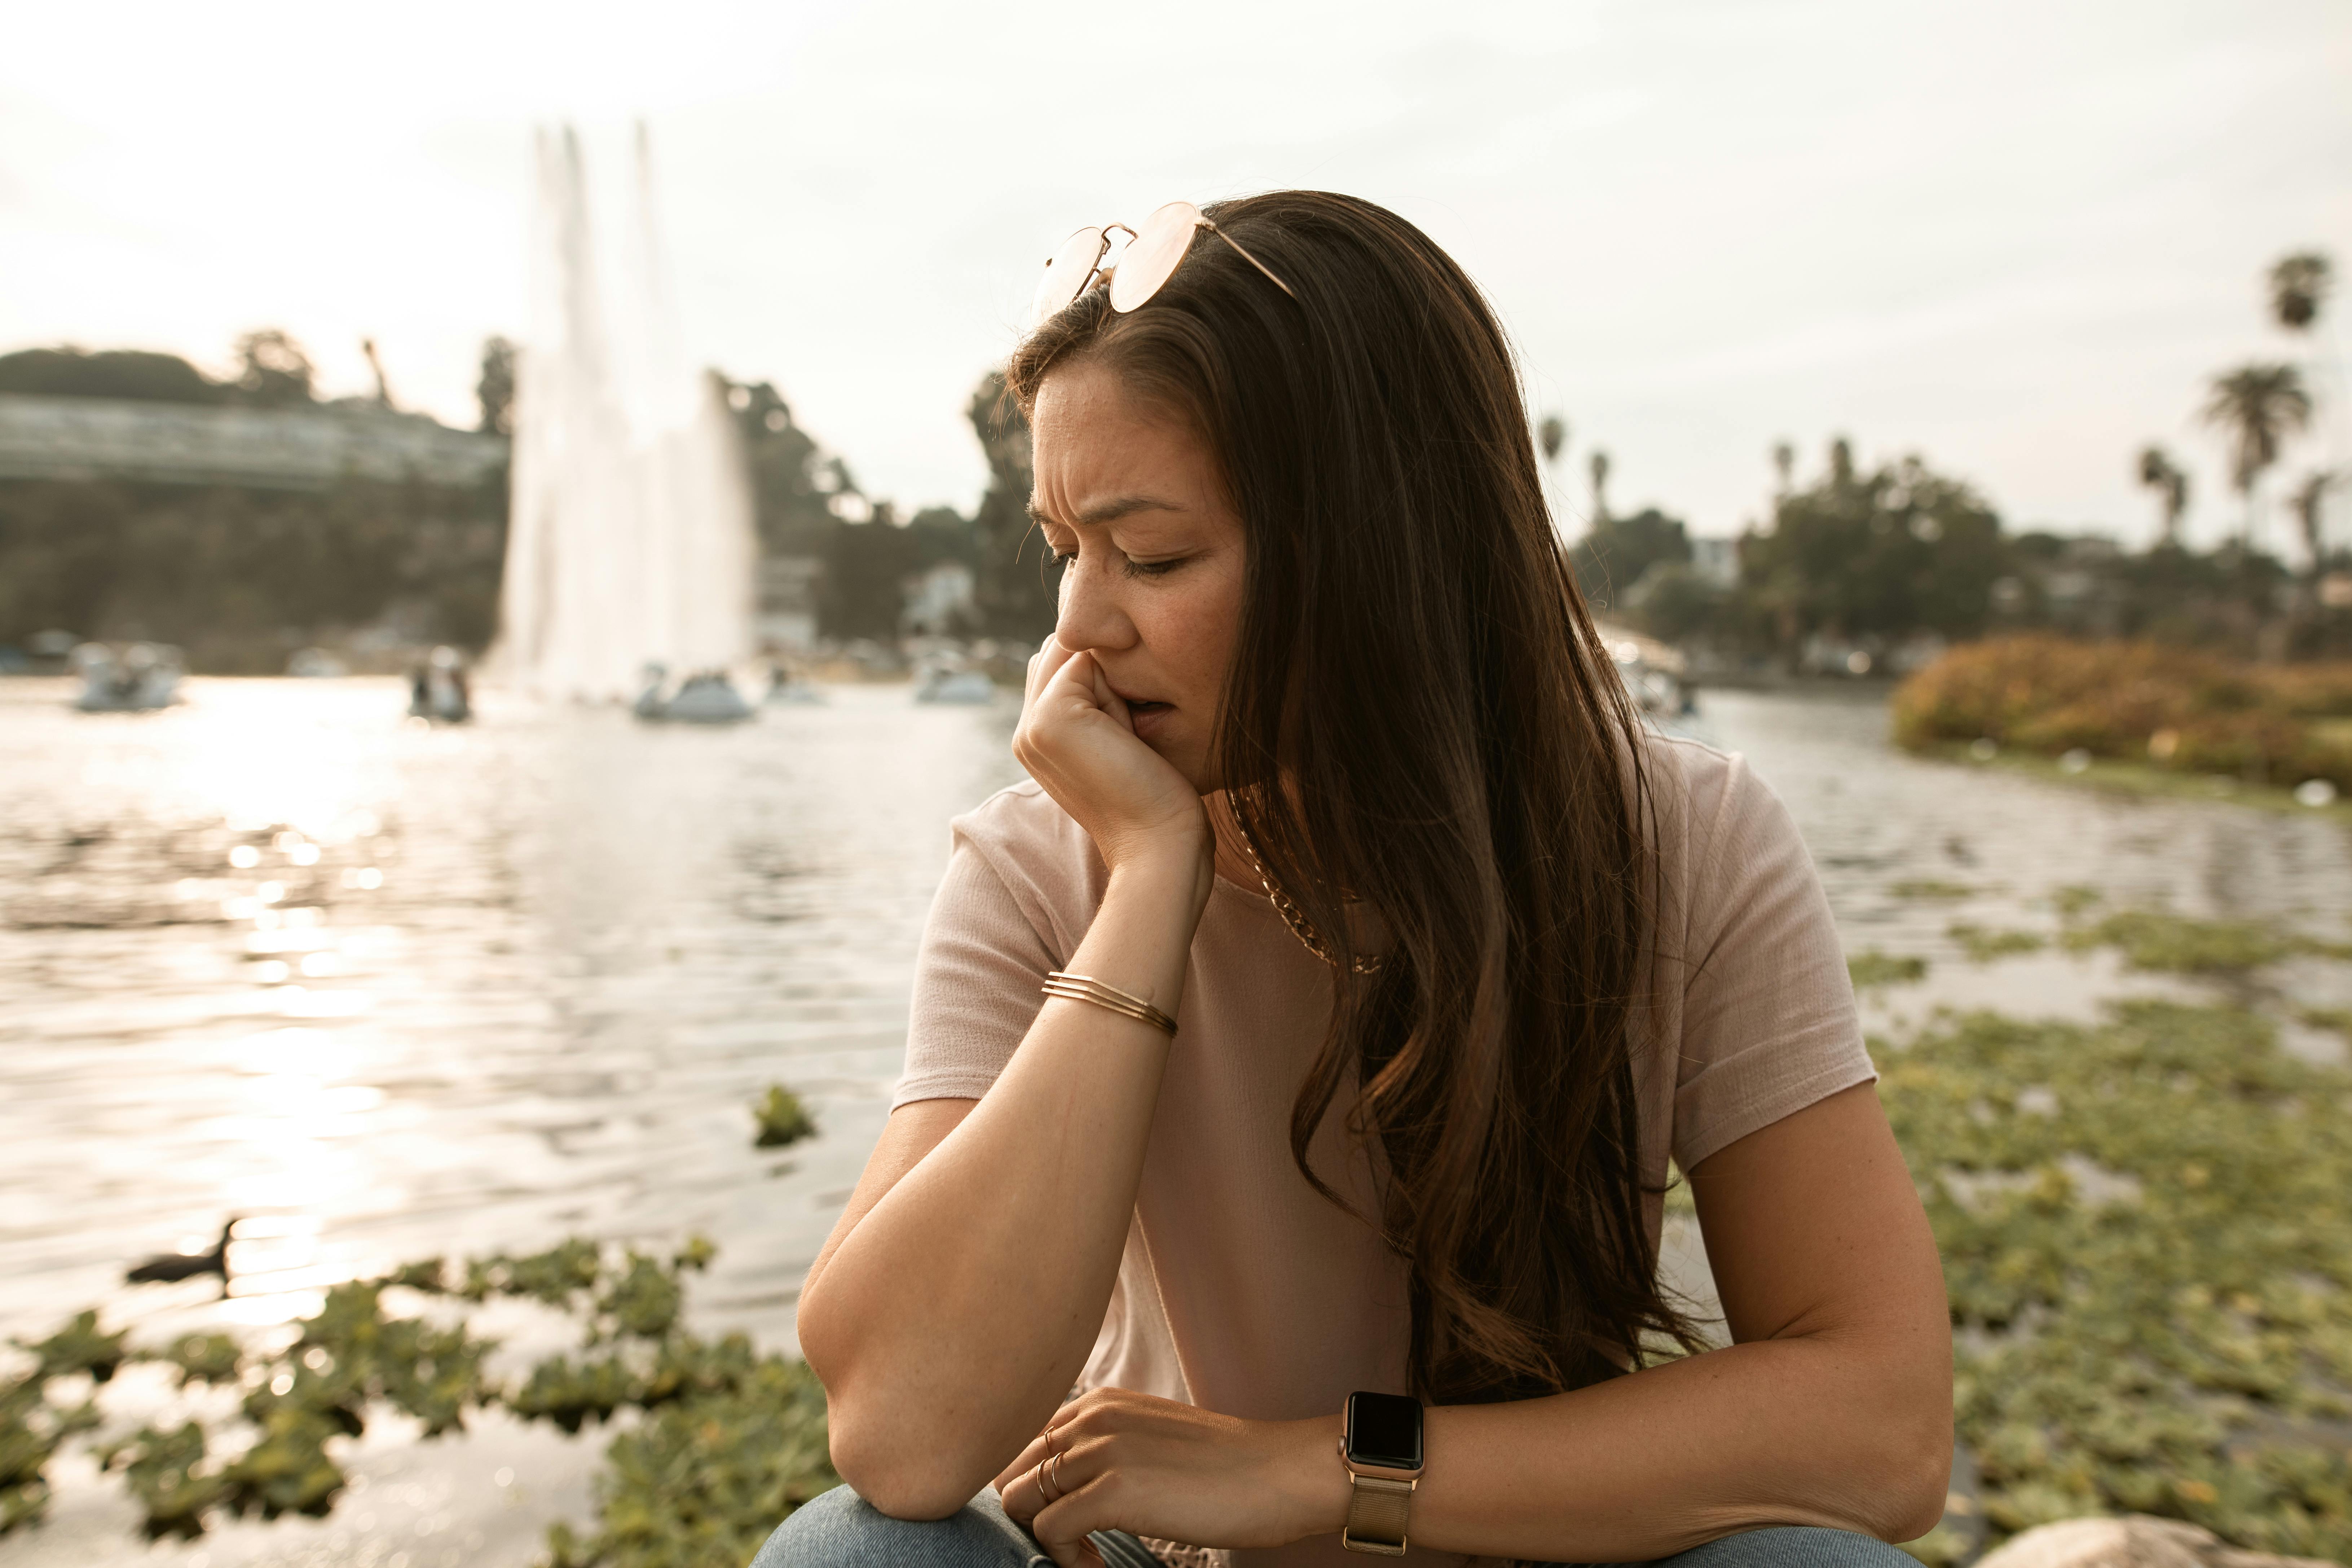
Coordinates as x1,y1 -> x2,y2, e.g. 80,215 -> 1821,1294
1006,191 -> 1696,1406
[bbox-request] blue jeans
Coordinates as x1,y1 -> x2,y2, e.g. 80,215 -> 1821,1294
747,1484 -> 1922,1567
749,1486 -> 1162,1567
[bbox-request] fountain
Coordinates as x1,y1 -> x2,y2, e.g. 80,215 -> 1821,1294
495,124 -> 756,710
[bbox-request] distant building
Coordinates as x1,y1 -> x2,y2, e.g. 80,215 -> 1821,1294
0,393 -> 507,489
1690,536 -> 1740,590
902,561 -> 977,637
757,556 -> 823,651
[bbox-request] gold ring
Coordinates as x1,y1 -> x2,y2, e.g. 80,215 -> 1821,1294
1036,1458 -> 1059,1506
1043,1423 -> 1060,1459
1049,1450 -> 1067,1502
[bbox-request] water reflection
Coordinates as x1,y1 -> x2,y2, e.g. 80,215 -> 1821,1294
6,675 -> 2352,1567
0,676 -> 1026,1354
4,680 -> 2348,1349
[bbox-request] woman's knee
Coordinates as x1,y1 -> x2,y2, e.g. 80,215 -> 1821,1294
1654,1526 -> 1921,1568
745,1484 -> 1039,1568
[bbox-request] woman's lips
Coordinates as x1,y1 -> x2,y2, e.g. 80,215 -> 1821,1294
1127,699 -> 1174,740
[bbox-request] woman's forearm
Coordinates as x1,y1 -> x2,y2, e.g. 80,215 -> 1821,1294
797,855 -> 1204,1516
1274,1329 -> 1950,1561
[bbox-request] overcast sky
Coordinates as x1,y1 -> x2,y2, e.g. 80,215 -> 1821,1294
5,0 -> 2347,548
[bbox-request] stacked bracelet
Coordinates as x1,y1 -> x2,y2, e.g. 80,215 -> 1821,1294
1041,970 -> 1178,1036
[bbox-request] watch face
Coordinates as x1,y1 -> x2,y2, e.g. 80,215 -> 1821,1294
1344,1391 -> 1423,1471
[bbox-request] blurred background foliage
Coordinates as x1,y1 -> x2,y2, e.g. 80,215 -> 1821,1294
0,336 -> 1060,668
3,246 -> 2342,673
1893,636 -> 2352,791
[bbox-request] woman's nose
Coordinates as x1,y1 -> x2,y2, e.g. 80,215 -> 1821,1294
1054,557 -> 1136,654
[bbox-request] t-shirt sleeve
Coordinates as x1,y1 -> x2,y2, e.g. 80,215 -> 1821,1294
891,821 -> 1063,1108
1667,752 -> 1876,1172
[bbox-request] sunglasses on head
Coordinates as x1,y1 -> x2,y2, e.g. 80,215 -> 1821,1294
1029,200 -> 1295,329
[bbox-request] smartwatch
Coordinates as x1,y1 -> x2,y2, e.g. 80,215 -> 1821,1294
1338,1390 -> 1423,1556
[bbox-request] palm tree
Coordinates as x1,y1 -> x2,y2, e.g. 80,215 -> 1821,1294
1770,440 -> 1795,497
2270,252 -> 2331,332
1537,414 -> 1570,540
2269,252 -> 2343,520
1587,449 -> 1611,524
2136,445 -> 2190,546
2202,364 -> 2311,544
2289,470 -> 2335,573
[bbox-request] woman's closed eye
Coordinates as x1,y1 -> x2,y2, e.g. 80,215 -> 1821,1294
1047,543 -> 1192,580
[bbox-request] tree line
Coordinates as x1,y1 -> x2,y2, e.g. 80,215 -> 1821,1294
1566,248 -> 2346,669
5,244 -> 2338,671
1572,443 -> 2343,671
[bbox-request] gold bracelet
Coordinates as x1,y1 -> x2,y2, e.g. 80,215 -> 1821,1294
1041,970 -> 1177,1036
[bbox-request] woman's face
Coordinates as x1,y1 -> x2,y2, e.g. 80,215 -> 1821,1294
1028,360 -> 1246,794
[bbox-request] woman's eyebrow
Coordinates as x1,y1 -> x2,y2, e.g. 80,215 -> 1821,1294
1026,494 -> 1189,528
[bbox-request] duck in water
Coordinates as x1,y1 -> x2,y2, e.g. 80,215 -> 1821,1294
125,1218 -> 236,1295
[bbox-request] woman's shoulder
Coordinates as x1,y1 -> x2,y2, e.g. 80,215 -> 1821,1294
950,780 -> 1107,917
1638,731 -> 1784,860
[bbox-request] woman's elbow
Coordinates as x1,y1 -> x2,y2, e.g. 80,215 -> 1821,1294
1855,1408 -> 1955,1543
824,1395 -> 995,1522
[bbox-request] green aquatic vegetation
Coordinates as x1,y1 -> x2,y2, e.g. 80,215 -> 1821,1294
1883,1000 -> 2352,1561
1663,1163 -> 1696,1216
2049,885 -> 2102,920
1902,1519 -> 1979,1568
461,1238 -> 605,1306
384,1257 -> 450,1293
218,1404 -> 348,1522
545,1345 -> 833,1568
2301,1008 -> 2352,1038
13,1310 -> 127,1384
1850,951 -> 1929,988
0,1234 -> 837,1563
1892,880 -> 1977,901
509,1351 -> 649,1434
98,1421 -> 219,1538
1948,924 -> 2048,963
753,1083 -> 819,1149
1,1376 -> 64,1533
2059,910 -> 2311,975
594,1252 -> 686,1342
159,1334 -> 241,1387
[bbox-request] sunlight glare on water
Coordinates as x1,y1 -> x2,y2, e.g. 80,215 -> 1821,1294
9,678 -> 2352,1353
0,676 -> 1026,1349
4,676 -> 2351,1567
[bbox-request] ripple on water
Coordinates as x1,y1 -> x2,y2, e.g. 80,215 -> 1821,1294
0,677 -> 1024,1353
5,678 -> 2352,1565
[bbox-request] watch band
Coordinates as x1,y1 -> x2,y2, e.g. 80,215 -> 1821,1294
1342,1472 -> 1415,1556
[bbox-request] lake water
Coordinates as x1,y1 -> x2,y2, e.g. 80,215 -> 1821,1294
4,676 -> 2349,1568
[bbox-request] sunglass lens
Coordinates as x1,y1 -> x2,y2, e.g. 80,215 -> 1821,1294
1107,202 -> 1202,313
1031,227 -> 1107,327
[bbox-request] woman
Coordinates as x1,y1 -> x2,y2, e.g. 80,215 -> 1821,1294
761,191 -> 1951,1568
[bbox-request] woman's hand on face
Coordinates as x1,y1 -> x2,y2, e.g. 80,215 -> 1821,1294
992,1388 -> 1343,1567
1013,639 -> 1212,898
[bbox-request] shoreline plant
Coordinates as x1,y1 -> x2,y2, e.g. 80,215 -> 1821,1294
1889,997 -> 2352,1564
10,975 -> 2352,1566
1891,635 -> 2352,792
0,1238 -> 836,1567
0,1083 -> 829,1567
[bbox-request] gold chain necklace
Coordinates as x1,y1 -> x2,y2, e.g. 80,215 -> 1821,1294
1230,817 -> 1384,975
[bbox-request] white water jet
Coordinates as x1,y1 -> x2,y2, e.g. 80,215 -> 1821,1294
497,124 -> 754,700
